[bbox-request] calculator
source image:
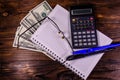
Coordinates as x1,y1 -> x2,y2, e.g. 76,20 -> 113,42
70,5 -> 98,49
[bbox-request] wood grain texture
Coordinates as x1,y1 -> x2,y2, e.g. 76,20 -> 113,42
0,0 -> 120,80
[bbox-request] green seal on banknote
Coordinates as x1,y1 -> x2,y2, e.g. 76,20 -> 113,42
42,12 -> 47,17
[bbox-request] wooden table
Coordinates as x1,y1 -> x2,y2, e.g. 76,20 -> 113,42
1,0 -> 120,80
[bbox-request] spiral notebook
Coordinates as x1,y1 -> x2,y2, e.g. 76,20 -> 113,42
31,5 -> 112,80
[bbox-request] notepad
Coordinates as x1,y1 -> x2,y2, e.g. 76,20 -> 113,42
31,5 -> 112,80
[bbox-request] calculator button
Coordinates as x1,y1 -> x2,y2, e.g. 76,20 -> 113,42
83,39 -> 87,42
92,26 -> 95,29
78,36 -> 82,38
87,35 -> 91,38
87,20 -> 90,23
78,39 -> 82,42
91,35 -> 95,37
92,42 -> 96,45
83,21 -> 86,23
74,40 -> 78,42
73,27 -> 76,30
90,17 -> 94,20
78,32 -> 82,34
92,38 -> 96,41
91,31 -> 95,33
87,39 -> 91,41
91,19 -> 94,22
79,20 -> 82,23
73,32 -> 77,35
72,18 -> 76,23
83,43 -> 87,46
83,35 -> 86,38
88,42 -> 91,45
87,31 -> 90,34
82,31 -> 86,34
74,36 -> 77,38
79,43 -> 82,46
72,24 -> 76,27
86,17 -> 89,20
77,27 -> 80,29
74,43 -> 78,46
72,18 -> 76,21
83,26 -> 86,28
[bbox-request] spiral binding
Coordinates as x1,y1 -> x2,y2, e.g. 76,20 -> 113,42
31,37 -> 65,63
31,37 -> 86,80
64,62 -> 85,80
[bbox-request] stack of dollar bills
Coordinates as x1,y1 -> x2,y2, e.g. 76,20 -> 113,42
13,1 -> 53,57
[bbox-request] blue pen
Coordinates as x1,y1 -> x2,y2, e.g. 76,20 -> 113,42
66,42 -> 120,60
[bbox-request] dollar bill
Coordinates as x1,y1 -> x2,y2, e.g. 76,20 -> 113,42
13,25 -> 55,59
13,25 -> 39,49
14,0 -> 52,48
20,13 -> 40,34
30,0 -> 52,21
13,26 -> 21,47
19,0 -> 52,42
17,0 -> 52,46
16,0 -> 52,46
13,1 -> 55,60
13,25 -> 35,47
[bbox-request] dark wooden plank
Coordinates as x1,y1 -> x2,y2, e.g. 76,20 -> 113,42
0,0 -> 120,80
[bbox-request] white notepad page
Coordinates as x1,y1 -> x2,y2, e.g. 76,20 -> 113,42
31,5 -> 73,63
65,30 -> 112,79
31,5 -> 112,80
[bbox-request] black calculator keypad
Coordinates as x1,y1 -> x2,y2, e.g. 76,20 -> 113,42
71,16 -> 98,48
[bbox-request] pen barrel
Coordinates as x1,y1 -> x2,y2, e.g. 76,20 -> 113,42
68,43 -> 120,61
73,43 -> 120,55
67,50 -> 104,61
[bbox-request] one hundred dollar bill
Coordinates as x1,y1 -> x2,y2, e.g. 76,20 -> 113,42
30,0 -> 52,21
20,13 -> 40,34
20,0 -> 52,42
13,25 -> 35,47
13,26 -> 21,47
14,0 -> 52,48
13,1 -> 55,60
13,25 -> 55,60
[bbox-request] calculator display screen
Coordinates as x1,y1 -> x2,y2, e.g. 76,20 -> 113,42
71,9 -> 92,15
